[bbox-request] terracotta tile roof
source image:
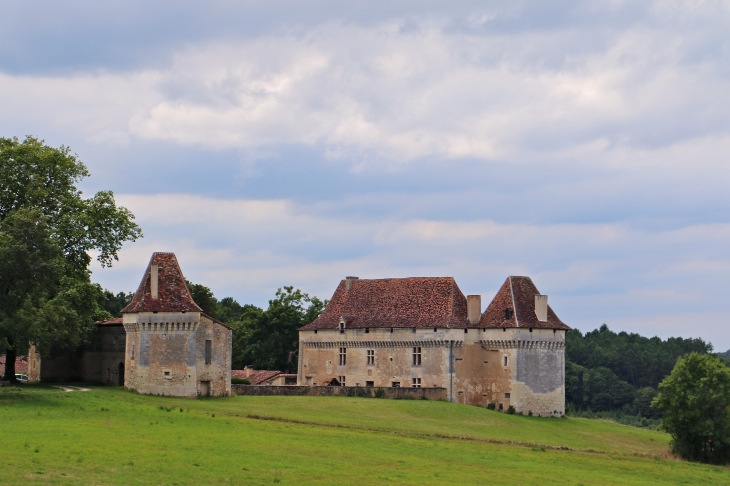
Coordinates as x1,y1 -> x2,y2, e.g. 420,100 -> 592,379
479,276 -> 571,330
247,370 -> 283,385
96,317 -> 123,325
0,355 -> 28,375
301,277 -> 469,330
122,253 -> 203,314
231,369 -> 284,385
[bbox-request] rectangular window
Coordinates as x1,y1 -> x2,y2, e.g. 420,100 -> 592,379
205,340 -> 212,364
366,381 -> 374,387
412,347 -> 422,366
503,356 -> 508,367
505,393 -> 510,399
365,328 -> 369,334
338,375 -> 346,386
412,378 -> 421,388
367,349 -> 375,365
339,347 -> 347,366
392,382 -> 400,388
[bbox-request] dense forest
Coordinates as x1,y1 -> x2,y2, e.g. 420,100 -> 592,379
566,324 -> 712,419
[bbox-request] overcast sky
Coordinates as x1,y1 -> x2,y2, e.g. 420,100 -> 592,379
3,1 -> 730,348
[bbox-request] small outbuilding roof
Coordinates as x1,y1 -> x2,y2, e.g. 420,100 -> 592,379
122,252 -> 203,314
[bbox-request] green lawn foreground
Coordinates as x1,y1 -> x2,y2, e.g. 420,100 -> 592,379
0,385 -> 727,485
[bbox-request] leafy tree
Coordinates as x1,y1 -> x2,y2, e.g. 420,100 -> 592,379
231,287 -> 326,373
103,290 -> 134,318
217,297 -> 244,324
0,137 -> 141,381
653,353 -> 730,464
185,280 -> 219,319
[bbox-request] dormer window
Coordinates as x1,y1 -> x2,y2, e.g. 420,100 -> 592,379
504,307 -> 513,320
339,317 -> 346,334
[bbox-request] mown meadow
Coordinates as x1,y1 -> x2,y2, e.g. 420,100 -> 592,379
1,385 -> 728,485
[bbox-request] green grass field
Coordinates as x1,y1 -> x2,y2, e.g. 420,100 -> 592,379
1,385 -> 727,485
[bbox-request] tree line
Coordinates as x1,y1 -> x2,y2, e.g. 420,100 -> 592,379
565,324 -> 712,418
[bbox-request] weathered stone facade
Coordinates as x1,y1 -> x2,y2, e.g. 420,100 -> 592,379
121,253 -> 232,397
299,276 -> 569,416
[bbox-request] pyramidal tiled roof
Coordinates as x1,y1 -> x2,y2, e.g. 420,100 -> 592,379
300,277 -> 469,330
122,253 -> 203,314
479,276 -> 570,330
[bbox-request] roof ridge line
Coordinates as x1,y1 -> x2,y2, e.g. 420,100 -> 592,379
509,276 -> 519,327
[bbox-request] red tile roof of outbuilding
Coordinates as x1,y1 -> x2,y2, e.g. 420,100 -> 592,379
300,277 -> 469,330
479,276 -> 570,330
122,253 -> 203,314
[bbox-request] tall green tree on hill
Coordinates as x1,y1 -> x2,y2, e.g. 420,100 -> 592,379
0,136 -> 142,382
653,353 -> 730,464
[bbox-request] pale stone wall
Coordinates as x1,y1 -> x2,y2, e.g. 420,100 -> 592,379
124,312 -> 231,397
195,315 -> 232,397
481,328 -> 566,416
299,328 -> 464,398
300,327 -> 566,416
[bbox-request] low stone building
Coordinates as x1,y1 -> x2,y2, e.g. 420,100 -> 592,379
298,276 -> 570,416
28,252 -> 233,398
27,319 -> 126,385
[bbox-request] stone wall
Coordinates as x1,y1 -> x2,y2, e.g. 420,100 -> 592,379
232,384 -> 447,400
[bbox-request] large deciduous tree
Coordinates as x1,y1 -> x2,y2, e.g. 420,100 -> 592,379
231,287 -> 326,373
653,352 -> 730,464
0,136 -> 142,382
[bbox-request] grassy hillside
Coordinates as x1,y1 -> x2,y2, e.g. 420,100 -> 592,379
1,385 -> 727,485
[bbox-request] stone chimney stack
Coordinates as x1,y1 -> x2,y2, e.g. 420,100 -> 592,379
345,276 -> 359,291
467,295 -> 482,324
535,294 -> 548,322
150,264 -> 159,300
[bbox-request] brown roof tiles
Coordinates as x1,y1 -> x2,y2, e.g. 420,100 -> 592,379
301,277 -> 469,330
122,253 -> 203,314
479,276 -> 570,330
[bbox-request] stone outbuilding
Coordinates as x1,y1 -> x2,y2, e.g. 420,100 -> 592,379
27,252 -> 232,398
122,252 -> 232,397
298,275 -> 570,416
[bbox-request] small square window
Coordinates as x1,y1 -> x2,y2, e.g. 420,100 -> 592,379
365,328 -> 369,334
505,392 -> 510,399
338,375 -> 346,386
391,382 -> 400,388
366,381 -> 374,387
412,378 -> 421,388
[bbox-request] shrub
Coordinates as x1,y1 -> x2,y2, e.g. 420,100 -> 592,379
231,378 -> 251,385
486,403 -> 496,410
506,405 -> 516,414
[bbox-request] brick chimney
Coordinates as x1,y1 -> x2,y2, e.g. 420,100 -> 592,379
345,276 -> 359,291
535,295 -> 548,322
467,295 -> 481,324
